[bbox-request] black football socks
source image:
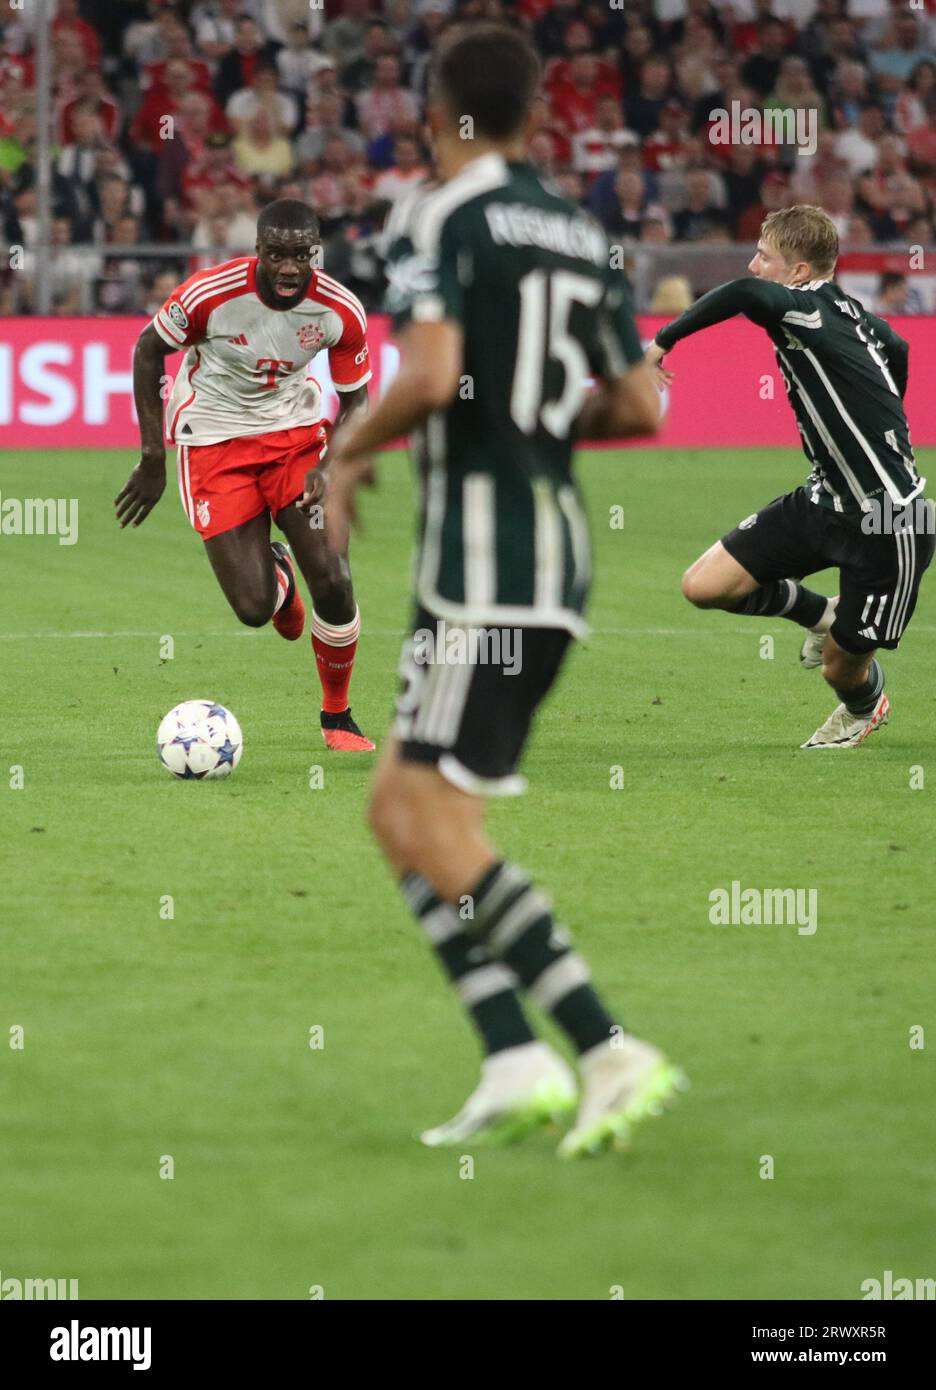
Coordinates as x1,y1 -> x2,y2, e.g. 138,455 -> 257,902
731,579 -> 828,628
466,861 -> 617,1056
400,872 -> 535,1055
836,658 -> 885,717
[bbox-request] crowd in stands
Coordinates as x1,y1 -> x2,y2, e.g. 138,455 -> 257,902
1,0 -> 936,314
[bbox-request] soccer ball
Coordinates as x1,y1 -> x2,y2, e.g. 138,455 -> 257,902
156,700 -> 243,780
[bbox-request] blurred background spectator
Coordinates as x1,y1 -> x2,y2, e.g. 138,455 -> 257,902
2,0 -> 935,314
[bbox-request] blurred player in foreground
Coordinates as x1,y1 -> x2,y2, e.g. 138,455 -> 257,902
312,24 -> 684,1156
648,205 -> 934,749
116,199 -> 375,752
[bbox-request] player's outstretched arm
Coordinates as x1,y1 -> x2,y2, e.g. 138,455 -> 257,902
115,324 -> 176,528
654,277 -> 790,355
646,277 -> 794,396
575,361 -> 660,440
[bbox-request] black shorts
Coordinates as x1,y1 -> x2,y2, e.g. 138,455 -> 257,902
722,489 -> 935,653
394,607 -> 571,795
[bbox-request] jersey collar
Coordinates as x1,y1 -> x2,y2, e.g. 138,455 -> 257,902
450,150 -> 508,185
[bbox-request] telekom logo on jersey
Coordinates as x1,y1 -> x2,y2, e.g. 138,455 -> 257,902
255,358 -> 295,390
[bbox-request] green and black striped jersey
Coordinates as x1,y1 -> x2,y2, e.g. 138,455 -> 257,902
656,277 -> 924,518
383,153 -> 644,635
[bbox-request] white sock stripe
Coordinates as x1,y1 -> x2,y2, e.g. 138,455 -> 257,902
477,863 -> 530,928
311,624 -> 360,647
400,873 -> 433,915
420,904 -> 464,945
488,887 -> 553,955
528,953 -> 590,1011
456,963 -> 517,1007
778,579 -> 798,616
311,606 -> 360,645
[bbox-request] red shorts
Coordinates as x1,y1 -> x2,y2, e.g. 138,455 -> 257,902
176,423 -> 329,539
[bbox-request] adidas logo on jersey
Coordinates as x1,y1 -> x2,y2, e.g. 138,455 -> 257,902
858,626 -> 878,640
228,333 -> 248,346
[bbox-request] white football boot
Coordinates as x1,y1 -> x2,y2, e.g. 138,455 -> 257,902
800,692 -> 889,748
558,1034 -> 687,1159
419,1041 -> 577,1148
799,595 -> 839,668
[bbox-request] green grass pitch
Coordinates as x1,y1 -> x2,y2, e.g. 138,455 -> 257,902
1,446 -> 933,1301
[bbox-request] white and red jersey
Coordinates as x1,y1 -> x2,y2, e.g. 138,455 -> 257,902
153,257 -> 372,446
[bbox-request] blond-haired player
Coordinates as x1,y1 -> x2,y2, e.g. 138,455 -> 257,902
648,205 -> 934,748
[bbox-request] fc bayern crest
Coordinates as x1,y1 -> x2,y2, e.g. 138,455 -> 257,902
297,322 -> 326,351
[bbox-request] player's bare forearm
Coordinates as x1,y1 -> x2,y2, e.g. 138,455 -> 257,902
134,324 -> 173,461
333,383 -> 369,431
300,386 -> 369,510
116,325 -> 174,527
576,363 -> 661,440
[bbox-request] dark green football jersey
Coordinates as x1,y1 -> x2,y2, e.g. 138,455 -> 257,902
382,153 -> 644,634
656,276 -> 924,518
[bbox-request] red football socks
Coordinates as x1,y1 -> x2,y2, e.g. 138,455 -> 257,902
311,605 -> 361,712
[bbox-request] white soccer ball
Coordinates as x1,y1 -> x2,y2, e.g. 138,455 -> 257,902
156,699 -> 243,780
